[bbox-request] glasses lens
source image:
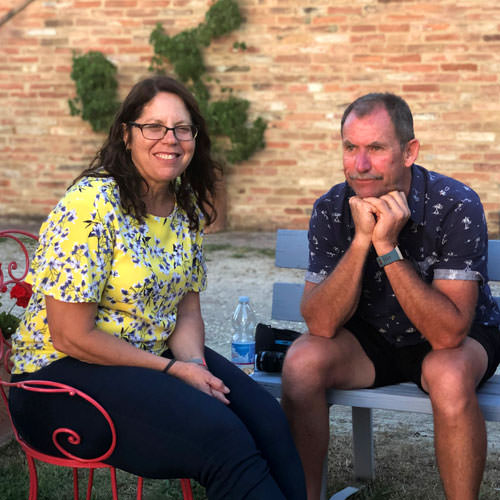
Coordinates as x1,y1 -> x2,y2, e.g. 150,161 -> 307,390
174,126 -> 195,141
141,124 -> 165,140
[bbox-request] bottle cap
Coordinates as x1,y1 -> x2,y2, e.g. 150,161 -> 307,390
238,296 -> 249,303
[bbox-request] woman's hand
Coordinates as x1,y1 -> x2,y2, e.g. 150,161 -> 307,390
169,361 -> 230,405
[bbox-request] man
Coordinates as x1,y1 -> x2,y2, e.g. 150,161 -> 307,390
281,93 -> 500,500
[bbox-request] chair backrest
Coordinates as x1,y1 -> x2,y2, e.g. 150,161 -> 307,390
272,229 -> 500,322
0,230 -> 39,444
0,229 -> 118,464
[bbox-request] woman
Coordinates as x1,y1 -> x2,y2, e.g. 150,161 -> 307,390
9,75 -> 306,499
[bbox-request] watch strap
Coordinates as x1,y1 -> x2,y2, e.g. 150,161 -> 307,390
376,246 -> 404,268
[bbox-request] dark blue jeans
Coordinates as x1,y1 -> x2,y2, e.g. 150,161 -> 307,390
9,347 -> 306,500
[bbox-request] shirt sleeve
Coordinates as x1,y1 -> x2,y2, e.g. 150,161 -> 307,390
28,181 -> 116,303
433,191 -> 487,284
306,194 -> 347,284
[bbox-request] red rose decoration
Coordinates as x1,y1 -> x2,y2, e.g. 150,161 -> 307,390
10,282 -> 33,308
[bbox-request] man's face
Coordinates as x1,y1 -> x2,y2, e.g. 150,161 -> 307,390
342,106 -> 415,199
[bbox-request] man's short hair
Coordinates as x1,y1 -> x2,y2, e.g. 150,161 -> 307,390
341,93 -> 415,150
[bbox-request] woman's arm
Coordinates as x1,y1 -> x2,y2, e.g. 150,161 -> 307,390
46,296 -> 168,371
167,291 -> 206,363
167,292 -> 230,404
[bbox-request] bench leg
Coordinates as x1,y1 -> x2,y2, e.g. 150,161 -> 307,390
352,406 -> 374,480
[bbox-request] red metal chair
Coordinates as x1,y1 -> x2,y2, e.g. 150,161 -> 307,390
0,229 -> 194,500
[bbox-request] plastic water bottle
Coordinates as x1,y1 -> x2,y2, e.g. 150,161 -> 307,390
231,296 -> 256,374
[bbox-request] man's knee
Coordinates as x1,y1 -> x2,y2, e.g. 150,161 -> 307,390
282,336 -> 333,397
422,351 -> 478,415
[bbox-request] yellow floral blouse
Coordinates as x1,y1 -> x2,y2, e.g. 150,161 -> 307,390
11,176 -> 207,374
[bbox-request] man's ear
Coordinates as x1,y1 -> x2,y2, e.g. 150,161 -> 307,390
404,138 -> 420,167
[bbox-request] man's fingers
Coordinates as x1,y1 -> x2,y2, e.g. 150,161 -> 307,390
365,191 -> 409,218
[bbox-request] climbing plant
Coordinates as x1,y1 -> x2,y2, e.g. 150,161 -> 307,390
68,51 -> 120,133
68,0 -> 266,164
149,0 -> 266,164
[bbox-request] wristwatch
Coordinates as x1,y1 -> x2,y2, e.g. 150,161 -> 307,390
376,246 -> 404,268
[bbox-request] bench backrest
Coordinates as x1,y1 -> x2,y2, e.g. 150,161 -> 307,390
271,229 -> 500,323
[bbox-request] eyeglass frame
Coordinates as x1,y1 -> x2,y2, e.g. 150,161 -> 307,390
127,122 -> 198,141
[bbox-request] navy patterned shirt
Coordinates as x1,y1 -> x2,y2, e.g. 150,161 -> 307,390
306,164 -> 500,346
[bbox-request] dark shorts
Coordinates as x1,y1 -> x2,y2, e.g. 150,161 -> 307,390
344,316 -> 500,391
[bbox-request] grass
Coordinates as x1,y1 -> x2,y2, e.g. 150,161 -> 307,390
3,430 -> 500,499
326,423 -> 500,499
0,440 -> 208,499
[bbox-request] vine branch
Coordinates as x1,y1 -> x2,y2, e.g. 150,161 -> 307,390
0,0 -> 37,28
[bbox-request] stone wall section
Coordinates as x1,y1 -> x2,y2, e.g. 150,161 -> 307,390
1,0 -> 499,236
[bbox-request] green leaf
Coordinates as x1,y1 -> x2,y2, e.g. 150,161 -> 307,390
0,312 -> 20,340
68,51 -> 120,132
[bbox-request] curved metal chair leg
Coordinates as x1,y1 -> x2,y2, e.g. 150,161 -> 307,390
85,468 -> 94,500
136,476 -> 144,500
180,478 -> 193,500
72,468 -> 79,499
109,467 -> 119,500
27,455 -> 38,500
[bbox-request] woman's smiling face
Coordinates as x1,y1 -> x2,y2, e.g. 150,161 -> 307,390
124,92 -> 196,190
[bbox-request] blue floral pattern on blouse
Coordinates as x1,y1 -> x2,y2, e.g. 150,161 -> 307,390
11,176 -> 207,373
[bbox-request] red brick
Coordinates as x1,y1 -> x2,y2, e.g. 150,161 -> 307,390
351,25 -> 377,33
442,64 -> 477,72
402,84 -> 440,92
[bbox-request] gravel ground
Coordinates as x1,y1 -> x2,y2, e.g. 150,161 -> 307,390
2,228 -> 500,489
201,231 -> 307,357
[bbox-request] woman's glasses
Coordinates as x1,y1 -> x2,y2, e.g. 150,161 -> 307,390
128,122 -> 198,141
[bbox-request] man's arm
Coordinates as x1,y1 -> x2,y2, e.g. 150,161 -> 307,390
301,240 -> 370,337
383,261 -> 478,349
367,192 -> 478,349
301,196 -> 376,338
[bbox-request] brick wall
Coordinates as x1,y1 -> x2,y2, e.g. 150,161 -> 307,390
1,0 -> 499,236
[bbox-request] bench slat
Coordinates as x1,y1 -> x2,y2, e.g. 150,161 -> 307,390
252,372 -> 500,421
271,283 -> 305,322
275,229 -> 308,269
488,239 -> 500,281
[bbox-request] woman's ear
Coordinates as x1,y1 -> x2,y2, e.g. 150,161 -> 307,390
122,123 -> 130,150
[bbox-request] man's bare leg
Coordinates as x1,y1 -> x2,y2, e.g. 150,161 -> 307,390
282,330 -> 375,500
422,338 -> 488,500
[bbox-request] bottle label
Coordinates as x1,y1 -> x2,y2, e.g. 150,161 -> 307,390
231,342 -> 255,369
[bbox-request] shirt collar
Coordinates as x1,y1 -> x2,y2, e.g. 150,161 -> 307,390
407,164 -> 425,225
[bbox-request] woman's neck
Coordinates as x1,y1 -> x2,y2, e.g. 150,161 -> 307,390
143,185 -> 175,217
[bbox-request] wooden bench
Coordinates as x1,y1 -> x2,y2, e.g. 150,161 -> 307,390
251,229 -> 500,499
